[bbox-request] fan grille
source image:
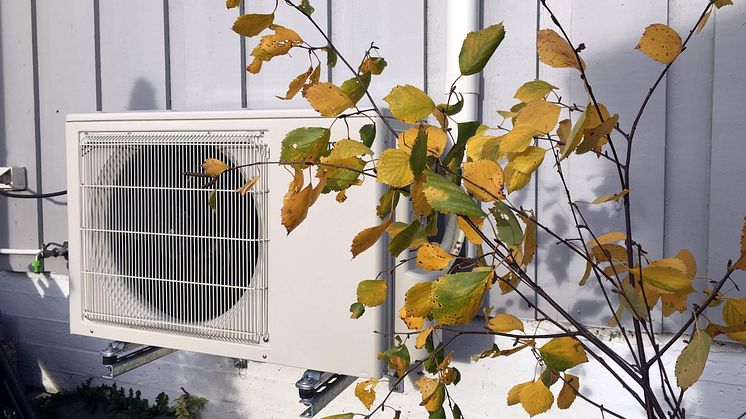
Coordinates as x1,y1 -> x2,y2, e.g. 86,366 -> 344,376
77,131 -> 269,344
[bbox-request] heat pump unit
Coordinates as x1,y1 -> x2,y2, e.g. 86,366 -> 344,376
65,110 -> 399,378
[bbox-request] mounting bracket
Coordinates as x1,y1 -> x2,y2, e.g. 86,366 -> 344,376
295,370 -> 356,417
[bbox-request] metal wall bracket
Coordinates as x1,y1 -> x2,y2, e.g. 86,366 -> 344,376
100,341 -> 175,378
295,370 -> 356,417
384,370 -> 404,394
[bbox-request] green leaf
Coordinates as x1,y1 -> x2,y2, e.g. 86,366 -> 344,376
320,156 -> 365,192
443,121 -> 480,167
232,13 -> 274,38
452,404 -> 463,419
675,329 -> 712,389
376,188 -> 399,219
340,72 -> 371,106
490,201 -> 523,245
349,302 -> 365,319
280,127 -> 330,165
378,343 -> 410,378
326,47 -> 337,68
422,171 -> 485,217
514,80 -> 558,103
298,0 -> 315,15
641,266 -> 691,293
428,407 -> 446,419
389,219 -> 422,257
539,337 -> 589,371
360,123 -> 376,148
321,414 -> 354,419
436,92 -> 464,116
384,85 -> 435,124
410,127 -> 428,176
459,23 -> 506,76
431,269 -> 492,325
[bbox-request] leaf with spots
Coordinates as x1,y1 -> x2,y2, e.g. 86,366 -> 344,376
280,127 -> 330,166
539,337 -> 588,371
277,66 -> 313,100
359,57 -> 387,75
537,29 -> 585,70
378,343 -> 410,378
462,160 -> 505,202
416,378 -> 446,413
305,82 -> 354,117
675,329 -> 712,389
416,243 -> 454,272
354,378 -> 378,410
430,269 -> 493,325
422,171 -> 485,217
377,149 -> 415,188
397,125 -> 447,157
636,24 -> 682,64
232,13 -> 274,37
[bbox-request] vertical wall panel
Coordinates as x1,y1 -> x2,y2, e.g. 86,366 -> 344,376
708,4 -> 746,288
483,1 -> 539,319
99,0 -> 167,111
536,1 -> 668,326
662,1 -> 716,331
168,1 -> 242,110
0,1 -> 40,271
331,0 -> 425,102
244,0 -> 329,109
36,0 -> 97,273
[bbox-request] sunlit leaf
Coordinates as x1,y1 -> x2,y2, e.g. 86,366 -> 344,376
280,127 -> 330,165
462,160 -> 505,202
416,378 -> 446,413
514,80 -> 558,103
281,175 -> 326,234
586,231 -> 626,248
351,216 -> 392,258
403,282 -> 434,320
423,172 -> 486,217
577,114 -> 619,155
487,313 -> 524,333
411,176 -> 433,218
329,139 -> 374,159
641,265 -> 691,293
722,297 -> 746,344
226,0 -> 240,9
515,100 -> 561,133
357,280 -> 386,307
430,269 -> 493,325
557,374 -> 579,409
232,13 -> 274,37
202,158 -> 229,178
354,378 -> 378,410
499,125 -> 540,154
465,134 -> 502,162
318,156 -> 365,191
251,25 -> 302,62
339,72 -> 371,106
378,344 -> 410,378
417,243 -> 454,272
537,29 -> 585,70
459,23 -> 506,76
397,125 -> 447,157
733,215 -> 746,270
592,189 -> 629,204
416,327 -> 434,349
376,188 -> 398,219
384,85 -> 436,124
507,381 -> 532,406
505,146 -> 546,193
636,23 -> 682,64
539,337 -> 588,371
675,329 -> 712,389
377,149 -> 415,188
305,82 -> 354,117
277,67 -> 313,100
436,92 -> 464,116
519,380 -> 554,417
457,216 -> 484,245
359,57 -> 387,75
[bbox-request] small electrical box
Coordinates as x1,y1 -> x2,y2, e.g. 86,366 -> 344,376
0,166 -> 27,191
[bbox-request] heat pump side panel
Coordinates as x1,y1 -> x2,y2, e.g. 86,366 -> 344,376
66,110 -> 394,378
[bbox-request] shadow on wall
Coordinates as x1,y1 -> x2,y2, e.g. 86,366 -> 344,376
128,78 -> 159,111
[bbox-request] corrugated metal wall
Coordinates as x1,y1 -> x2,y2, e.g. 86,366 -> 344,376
1,0 -> 745,328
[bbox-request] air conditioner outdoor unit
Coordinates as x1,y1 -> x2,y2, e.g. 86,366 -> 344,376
65,109 -> 405,378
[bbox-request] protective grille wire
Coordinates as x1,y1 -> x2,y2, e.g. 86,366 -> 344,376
78,131 -> 269,344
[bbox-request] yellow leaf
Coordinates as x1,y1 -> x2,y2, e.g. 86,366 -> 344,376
301,65 -> 322,97
202,158 -> 229,177
675,249 -> 697,278
354,378 -> 378,410
636,23 -> 682,64
518,213 -> 537,267
537,29 -> 585,70
505,167 -> 532,194
384,85 -> 435,124
487,313 -> 524,333
587,231 -> 626,248
661,293 -> 688,317
557,374 -> 579,409
236,175 -> 260,195
357,280 -> 386,307
462,160 -> 505,202
411,176 -> 432,218
579,261 -> 592,286
499,272 -> 520,294
402,282 -> 434,319
397,125 -> 447,157
278,67 -> 313,100
519,380 -> 554,417
695,10 -> 712,34
335,189 -> 347,203
247,57 -> 262,74
507,146 -> 546,174
499,125 -> 540,154
507,381 -> 531,406
722,297 -> 746,343
232,13 -> 274,37
377,149 -> 414,188
416,243 -> 454,272
675,329 -> 712,389
226,0 -> 240,8
714,0 -> 733,8
281,176 -> 327,234
458,216 -> 484,245
251,24 -> 302,61
515,100 -> 561,133
359,56 -> 387,75
416,326 -> 434,349
641,265 -> 691,294
539,337 -> 588,371
416,378 -> 445,413
591,243 -> 628,264
556,118 -> 571,144
733,215 -> 746,270
514,80 -> 558,103
592,189 -> 629,204
577,114 -> 619,155
351,217 -> 392,258
304,82 -> 354,117
465,134 -> 501,161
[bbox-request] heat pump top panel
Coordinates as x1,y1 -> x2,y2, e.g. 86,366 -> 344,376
66,110 -> 396,378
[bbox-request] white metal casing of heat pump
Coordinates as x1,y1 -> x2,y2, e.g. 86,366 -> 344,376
66,109 -> 398,378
